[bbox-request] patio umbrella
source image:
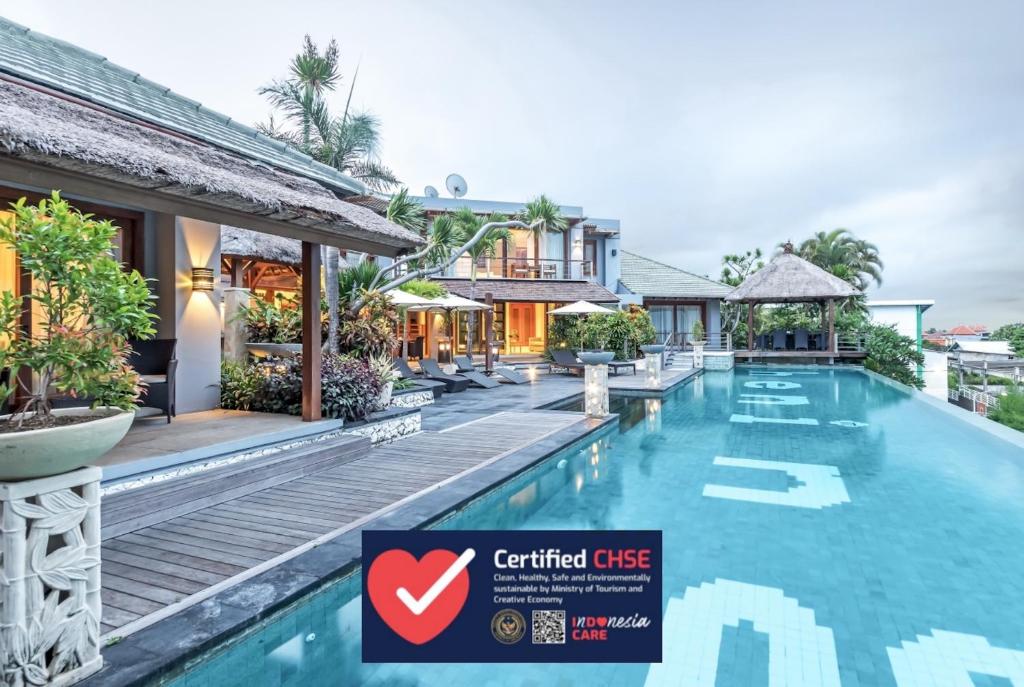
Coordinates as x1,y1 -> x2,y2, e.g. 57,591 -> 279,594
424,295 -> 490,360
387,289 -> 435,360
549,300 -> 616,350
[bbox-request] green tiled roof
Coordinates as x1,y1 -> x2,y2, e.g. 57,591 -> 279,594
619,251 -> 733,298
0,17 -> 364,195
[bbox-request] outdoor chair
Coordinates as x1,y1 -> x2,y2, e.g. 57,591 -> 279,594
550,349 -> 585,375
793,329 -> 810,351
455,355 -> 530,384
419,358 -> 478,391
608,360 -> 637,375
435,356 -> 499,389
393,357 -> 448,398
128,338 -> 177,423
772,330 -> 788,351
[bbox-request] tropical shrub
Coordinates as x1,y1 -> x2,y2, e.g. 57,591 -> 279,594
691,319 -> 706,343
339,290 -> 398,358
220,359 -> 263,411
338,261 -> 383,306
399,279 -> 447,299
220,354 -> 383,421
548,307 -> 656,360
863,324 -> 925,389
240,297 -> 302,344
989,391 -> 1024,432
0,192 -> 156,425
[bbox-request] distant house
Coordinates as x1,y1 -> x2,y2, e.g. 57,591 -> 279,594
615,251 -> 733,344
947,324 -> 989,342
949,340 -> 1015,363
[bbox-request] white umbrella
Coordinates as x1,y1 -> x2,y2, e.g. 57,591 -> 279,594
549,300 -> 616,350
387,289 -> 435,360
549,300 -> 615,315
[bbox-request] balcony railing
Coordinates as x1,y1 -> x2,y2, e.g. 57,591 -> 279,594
664,332 -> 733,352
450,256 -> 596,281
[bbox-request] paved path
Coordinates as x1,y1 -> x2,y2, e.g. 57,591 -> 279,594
98,410 -> 583,637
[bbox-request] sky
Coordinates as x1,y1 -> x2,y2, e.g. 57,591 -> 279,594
4,0 -> 1022,328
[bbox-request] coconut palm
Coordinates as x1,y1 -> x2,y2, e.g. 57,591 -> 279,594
518,194 -> 568,236
452,208 -> 510,355
386,188 -> 427,234
788,229 -> 883,291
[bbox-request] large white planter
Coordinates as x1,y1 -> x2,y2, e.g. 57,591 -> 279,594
0,467 -> 103,685
0,407 -> 134,481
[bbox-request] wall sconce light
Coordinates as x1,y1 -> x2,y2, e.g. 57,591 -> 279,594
192,267 -> 215,292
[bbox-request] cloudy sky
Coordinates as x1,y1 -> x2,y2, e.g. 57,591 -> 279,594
6,1 -> 1021,327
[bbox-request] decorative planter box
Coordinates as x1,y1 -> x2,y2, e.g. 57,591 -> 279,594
0,467 -> 102,686
345,408 -> 422,445
703,351 -> 736,371
390,388 -> 434,409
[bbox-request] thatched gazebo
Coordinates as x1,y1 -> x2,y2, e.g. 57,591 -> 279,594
725,242 -> 861,353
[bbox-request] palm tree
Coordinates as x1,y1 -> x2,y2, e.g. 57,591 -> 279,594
452,209 -> 510,356
386,188 -> 427,234
788,229 -> 883,291
518,194 -> 568,236
259,36 -> 401,353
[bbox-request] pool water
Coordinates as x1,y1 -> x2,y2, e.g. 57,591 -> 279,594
169,368 -> 1024,686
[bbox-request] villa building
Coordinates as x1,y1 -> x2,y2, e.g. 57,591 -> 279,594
0,18 -> 422,419
413,195 -> 623,358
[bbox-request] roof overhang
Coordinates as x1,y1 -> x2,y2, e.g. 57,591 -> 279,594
0,80 -> 424,256
434,278 -> 620,304
866,299 -> 934,313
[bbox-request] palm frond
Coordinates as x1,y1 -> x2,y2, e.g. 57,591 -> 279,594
386,188 -> 427,233
518,194 -> 568,234
348,160 -> 400,191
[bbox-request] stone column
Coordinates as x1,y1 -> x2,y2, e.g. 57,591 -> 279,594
222,287 -> 251,363
584,363 -> 609,418
693,343 -> 705,369
0,467 -> 103,685
645,353 -> 662,388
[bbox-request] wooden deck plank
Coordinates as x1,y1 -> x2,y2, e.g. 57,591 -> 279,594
99,410 -> 587,636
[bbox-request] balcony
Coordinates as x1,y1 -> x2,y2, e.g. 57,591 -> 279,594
451,255 -> 596,280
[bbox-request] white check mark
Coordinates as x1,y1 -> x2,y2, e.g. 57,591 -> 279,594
395,548 -> 476,616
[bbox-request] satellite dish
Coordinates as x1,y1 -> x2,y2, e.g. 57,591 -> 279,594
424,185 -> 439,198
445,173 -> 468,198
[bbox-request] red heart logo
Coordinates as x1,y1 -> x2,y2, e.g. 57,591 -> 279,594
367,548 -> 470,645
597,616 -> 608,627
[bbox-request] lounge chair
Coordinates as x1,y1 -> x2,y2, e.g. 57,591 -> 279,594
550,349 -> 584,375
393,358 -> 449,398
418,358 -> 475,392
455,355 -> 530,385
772,330 -> 788,351
793,329 -> 810,351
424,357 -> 498,389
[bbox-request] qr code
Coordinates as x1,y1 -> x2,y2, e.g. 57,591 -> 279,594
531,610 -> 566,644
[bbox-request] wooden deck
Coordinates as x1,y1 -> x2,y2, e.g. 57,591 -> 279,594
98,410 -> 584,636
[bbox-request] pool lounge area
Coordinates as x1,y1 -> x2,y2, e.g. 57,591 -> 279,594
118,366 -> 1024,687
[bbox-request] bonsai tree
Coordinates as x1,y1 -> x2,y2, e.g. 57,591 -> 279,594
0,192 -> 156,428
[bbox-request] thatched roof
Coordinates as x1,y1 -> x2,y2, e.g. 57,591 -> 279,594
221,226 -> 302,265
0,80 -> 424,254
724,245 -> 861,303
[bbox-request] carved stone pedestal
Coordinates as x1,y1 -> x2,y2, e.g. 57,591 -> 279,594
584,364 -> 610,418
1,467 -> 102,686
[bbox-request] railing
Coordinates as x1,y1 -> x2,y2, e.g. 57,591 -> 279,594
949,386 -> 1001,417
736,330 -> 868,353
674,332 -> 732,352
450,256 -> 596,281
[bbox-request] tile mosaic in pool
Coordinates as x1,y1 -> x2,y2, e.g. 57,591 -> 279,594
168,368 -> 1024,686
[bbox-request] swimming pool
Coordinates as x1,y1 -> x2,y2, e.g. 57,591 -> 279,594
167,368 -> 1024,686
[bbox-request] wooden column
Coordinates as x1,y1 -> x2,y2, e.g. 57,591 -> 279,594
301,242 -> 322,422
827,298 -> 836,353
746,301 -> 755,351
229,258 -> 244,287
484,292 -> 494,372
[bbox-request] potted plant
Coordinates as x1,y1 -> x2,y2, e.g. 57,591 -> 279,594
577,315 -> 615,365
241,296 -> 304,359
0,193 -> 156,480
369,353 -> 398,410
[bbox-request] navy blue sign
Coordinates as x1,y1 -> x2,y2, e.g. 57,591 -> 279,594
362,529 -> 662,663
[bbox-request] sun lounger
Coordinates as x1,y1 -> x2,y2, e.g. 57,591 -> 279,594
455,355 -> 530,384
418,358 -> 476,392
393,358 -> 452,398
426,357 -> 499,389
609,360 -> 636,375
550,349 -> 584,375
